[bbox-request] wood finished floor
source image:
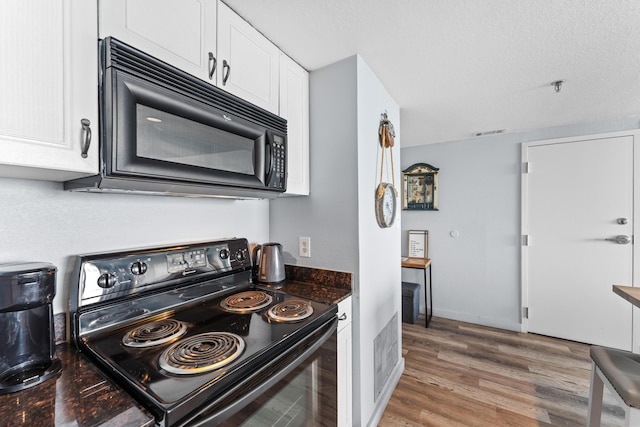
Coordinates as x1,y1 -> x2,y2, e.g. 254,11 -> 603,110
378,316 -> 625,426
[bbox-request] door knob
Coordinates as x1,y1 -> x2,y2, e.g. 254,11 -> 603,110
605,235 -> 632,245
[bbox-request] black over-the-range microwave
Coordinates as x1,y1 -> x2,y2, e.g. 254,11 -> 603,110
65,37 -> 287,199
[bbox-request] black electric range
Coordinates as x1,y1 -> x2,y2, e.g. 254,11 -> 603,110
69,238 -> 337,426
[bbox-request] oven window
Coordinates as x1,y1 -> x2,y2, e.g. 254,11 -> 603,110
237,364 -> 315,426
136,105 -> 255,175
215,333 -> 337,427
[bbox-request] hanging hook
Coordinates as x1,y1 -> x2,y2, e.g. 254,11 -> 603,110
379,111 -> 395,138
551,79 -> 566,93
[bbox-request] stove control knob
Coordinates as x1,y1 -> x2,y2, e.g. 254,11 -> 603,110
130,261 -> 148,275
219,248 -> 230,260
97,273 -> 117,289
236,249 -> 247,262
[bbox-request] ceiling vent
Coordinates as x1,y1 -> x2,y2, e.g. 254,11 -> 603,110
474,129 -> 507,137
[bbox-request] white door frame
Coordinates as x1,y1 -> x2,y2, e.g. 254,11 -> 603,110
521,130 -> 640,351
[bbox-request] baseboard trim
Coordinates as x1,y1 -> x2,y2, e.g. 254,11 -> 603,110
432,308 -> 522,332
366,357 -> 405,427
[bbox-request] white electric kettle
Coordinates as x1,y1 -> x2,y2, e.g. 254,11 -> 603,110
252,242 -> 286,283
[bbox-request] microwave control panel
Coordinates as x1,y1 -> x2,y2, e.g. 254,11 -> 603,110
268,134 -> 286,190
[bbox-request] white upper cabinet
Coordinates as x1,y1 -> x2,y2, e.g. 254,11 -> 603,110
99,0 -> 217,84
216,2 -> 280,114
100,1 -> 280,115
0,0 -> 98,180
280,54 -> 309,196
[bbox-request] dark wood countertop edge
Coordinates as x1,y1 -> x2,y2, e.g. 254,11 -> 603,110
613,284 -> 640,307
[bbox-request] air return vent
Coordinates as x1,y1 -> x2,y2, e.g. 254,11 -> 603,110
474,129 -> 507,137
374,313 -> 399,400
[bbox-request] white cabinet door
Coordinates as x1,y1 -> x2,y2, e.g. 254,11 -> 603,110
280,54 -> 309,196
101,1 -> 280,115
99,0 -> 217,84
337,297 -> 353,427
0,0 -> 98,180
217,2 -> 279,114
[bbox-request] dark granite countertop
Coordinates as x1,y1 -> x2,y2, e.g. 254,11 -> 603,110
276,280 -> 351,304
273,264 -> 352,304
0,344 -> 154,427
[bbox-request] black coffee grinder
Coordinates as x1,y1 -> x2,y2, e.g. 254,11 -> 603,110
0,262 -> 62,394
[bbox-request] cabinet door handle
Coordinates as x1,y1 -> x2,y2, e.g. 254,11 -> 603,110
222,60 -> 231,85
208,52 -> 217,80
338,313 -> 347,321
80,118 -> 91,158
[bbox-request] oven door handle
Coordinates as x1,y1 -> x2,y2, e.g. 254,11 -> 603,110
181,316 -> 338,427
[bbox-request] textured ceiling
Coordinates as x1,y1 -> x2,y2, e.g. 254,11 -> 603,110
223,0 -> 640,147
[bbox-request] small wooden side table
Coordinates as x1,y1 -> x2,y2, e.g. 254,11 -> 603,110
401,257 -> 432,327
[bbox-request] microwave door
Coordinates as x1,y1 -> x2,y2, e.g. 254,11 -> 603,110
110,71 -> 269,189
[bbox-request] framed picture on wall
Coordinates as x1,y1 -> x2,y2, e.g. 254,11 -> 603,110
408,230 -> 428,259
402,163 -> 439,210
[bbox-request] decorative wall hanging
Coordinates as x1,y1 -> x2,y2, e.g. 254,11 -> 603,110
375,112 -> 397,228
402,163 -> 439,210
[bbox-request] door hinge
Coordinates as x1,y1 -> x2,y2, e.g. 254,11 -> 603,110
523,307 -> 529,319
522,235 -> 529,246
523,162 -> 530,174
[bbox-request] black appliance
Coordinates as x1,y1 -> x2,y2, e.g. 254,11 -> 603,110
69,238 -> 337,426
65,37 -> 287,199
0,262 -> 62,394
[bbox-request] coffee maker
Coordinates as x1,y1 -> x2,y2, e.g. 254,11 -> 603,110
0,262 -> 62,394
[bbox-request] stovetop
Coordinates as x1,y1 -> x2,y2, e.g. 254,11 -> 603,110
81,285 -> 333,405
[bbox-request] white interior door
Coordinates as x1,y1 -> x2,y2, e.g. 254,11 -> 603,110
523,134 -> 633,350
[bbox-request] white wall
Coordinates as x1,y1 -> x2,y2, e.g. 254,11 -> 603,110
270,56 -> 359,272
270,55 -> 402,427
355,56 -> 402,427
0,178 -> 270,314
401,116 -> 640,331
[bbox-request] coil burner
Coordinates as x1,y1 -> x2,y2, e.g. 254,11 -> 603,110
267,299 -> 314,322
122,319 -> 188,348
220,291 -> 273,313
159,332 -> 245,375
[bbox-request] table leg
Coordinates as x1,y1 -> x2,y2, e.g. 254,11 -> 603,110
427,264 -> 432,327
424,266 -> 428,328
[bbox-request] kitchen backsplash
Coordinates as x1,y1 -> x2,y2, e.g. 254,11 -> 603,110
54,313 -> 66,344
285,265 -> 352,291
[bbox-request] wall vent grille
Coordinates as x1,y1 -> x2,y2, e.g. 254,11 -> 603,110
374,312 -> 399,400
474,129 -> 507,137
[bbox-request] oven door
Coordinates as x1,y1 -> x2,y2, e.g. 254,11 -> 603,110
180,317 -> 338,427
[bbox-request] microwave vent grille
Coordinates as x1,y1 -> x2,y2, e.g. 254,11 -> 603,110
103,37 -> 287,134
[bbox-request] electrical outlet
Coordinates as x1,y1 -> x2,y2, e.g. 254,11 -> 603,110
299,237 -> 311,258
